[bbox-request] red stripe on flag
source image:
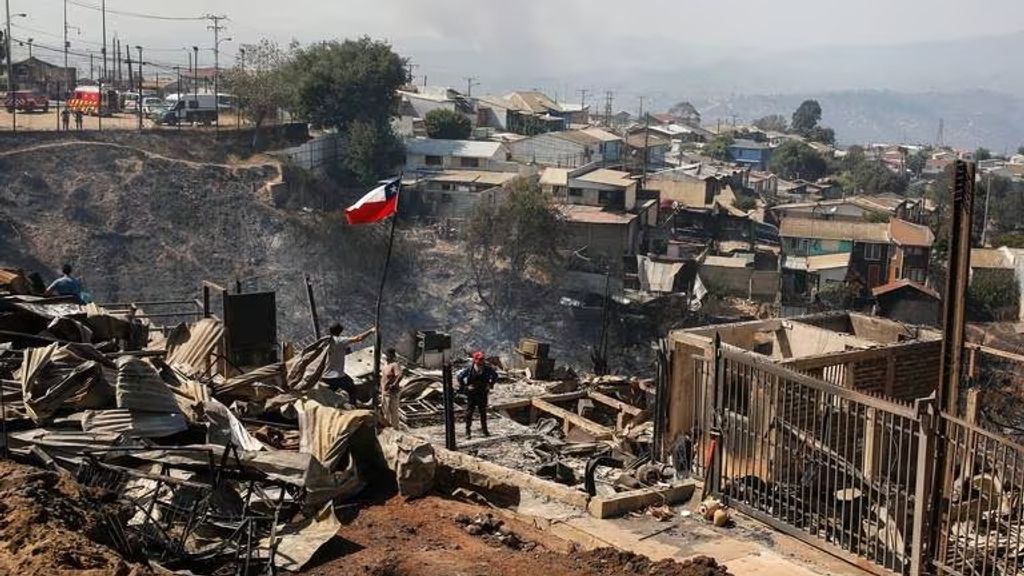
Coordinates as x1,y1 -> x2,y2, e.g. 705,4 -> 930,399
345,194 -> 398,225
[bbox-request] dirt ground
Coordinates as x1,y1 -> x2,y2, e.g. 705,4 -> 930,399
305,493 -> 730,576
0,460 -> 149,576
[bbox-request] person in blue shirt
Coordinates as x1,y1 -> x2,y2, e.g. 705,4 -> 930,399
44,264 -> 83,303
457,351 -> 498,438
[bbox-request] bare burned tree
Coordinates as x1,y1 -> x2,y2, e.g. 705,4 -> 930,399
465,177 -> 565,321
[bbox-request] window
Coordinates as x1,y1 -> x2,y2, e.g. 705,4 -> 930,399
864,243 -> 883,261
568,187 -> 584,197
598,190 -> 613,205
459,157 -> 480,168
797,239 -> 810,255
908,268 -> 927,283
425,155 -> 443,166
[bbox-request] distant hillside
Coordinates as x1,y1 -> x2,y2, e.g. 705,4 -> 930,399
694,90 -> 1024,151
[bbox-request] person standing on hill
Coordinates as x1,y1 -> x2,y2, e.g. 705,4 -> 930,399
457,351 -> 498,438
44,264 -> 83,304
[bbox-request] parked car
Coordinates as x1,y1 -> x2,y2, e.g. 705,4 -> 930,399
141,97 -> 165,115
5,90 -> 49,113
157,93 -> 218,125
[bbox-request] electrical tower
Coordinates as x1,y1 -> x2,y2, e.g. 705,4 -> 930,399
936,118 -> 945,148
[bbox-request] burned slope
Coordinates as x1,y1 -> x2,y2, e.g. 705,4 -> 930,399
0,142 -> 413,340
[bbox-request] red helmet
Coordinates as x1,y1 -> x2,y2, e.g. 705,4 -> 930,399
472,351 -> 485,362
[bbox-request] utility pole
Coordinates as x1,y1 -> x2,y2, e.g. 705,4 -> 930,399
5,0 -> 15,134
405,61 -> 418,84
174,66 -> 181,131
982,171 -> 993,247
642,112 -> 651,183
577,88 -> 589,110
99,0 -> 106,131
463,76 -> 478,98
604,90 -> 614,128
206,14 -> 227,132
135,45 -> 142,131
638,95 -> 644,120
192,45 -> 198,121
63,0 -> 68,119
25,37 -> 31,57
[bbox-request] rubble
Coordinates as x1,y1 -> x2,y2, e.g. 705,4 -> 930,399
454,512 -> 537,551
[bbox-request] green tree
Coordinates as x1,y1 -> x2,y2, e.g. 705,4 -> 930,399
343,119 -> 405,185
968,272 -> 1021,321
223,38 -> 293,150
288,37 -> 408,131
705,135 -> 734,162
906,148 -> 929,176
287,37 -> 408,184
1017,146 -> 1024,156
769,140 -> 827,180
466,178 -> 565,319
791,100 -> 823,135
424,108 -> 472,139
975,147 -> 993,162
752,114 -> 788,132
807,126 -> 836,145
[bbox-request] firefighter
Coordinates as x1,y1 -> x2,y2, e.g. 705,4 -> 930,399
61,107 -> 70,131
457,351 -> 498,438
74,110 -> 84,130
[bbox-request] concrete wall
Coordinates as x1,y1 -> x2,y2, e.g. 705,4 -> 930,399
416,185 -> 511,220
700,265 -> 778,301
565,219 -> 639,266
508,133 -> 589,167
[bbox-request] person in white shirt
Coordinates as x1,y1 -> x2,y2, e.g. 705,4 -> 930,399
323,322 -> 374,404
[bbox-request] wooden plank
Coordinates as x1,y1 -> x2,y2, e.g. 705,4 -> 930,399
587,391 -> 642,416
490,390 -> 587,411
532,398 -> 614,440
587,481 -> 696,519
972,344 -> 1024,365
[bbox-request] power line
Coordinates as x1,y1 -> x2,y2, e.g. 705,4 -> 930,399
61,0 -> 206,21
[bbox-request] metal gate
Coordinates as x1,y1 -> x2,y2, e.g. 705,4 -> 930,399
933,411 -> 1024,576
701,341 -> 928,575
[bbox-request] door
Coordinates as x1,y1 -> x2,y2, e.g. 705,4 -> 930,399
867,264 -> 881,288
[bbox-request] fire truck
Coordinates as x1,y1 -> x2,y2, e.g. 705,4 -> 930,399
68,85 -> 120,116
4,90 -> 49,113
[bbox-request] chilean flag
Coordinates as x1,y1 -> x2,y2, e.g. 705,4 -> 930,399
345,178 -> 401,225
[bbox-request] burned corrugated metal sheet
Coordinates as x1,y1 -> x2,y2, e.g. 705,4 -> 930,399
75,409 -> 188,438
7,428 -> 145,464
204,398 -> 265,452
297,402 -> 373,471
115,356 -> 181,414
18,343 -> 103,423
214,362 -> 287,401
285,338 -> 331,392
165,318 -> 226,378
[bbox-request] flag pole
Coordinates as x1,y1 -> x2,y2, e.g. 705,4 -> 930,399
371,177 -> 400,423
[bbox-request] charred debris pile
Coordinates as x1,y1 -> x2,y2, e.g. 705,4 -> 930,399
0,267 -> 694,573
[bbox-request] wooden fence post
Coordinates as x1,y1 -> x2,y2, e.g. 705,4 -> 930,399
910,396 -> 937,576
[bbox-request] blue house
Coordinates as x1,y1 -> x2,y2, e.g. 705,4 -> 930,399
728,139 -> 772,170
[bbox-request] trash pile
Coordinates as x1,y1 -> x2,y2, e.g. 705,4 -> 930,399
0,287 -> 385,574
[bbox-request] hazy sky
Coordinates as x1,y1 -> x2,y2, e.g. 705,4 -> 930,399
9,0 -> 1024,99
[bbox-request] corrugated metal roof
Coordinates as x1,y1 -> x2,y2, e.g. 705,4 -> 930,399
423,170 -> 517,185
780,217 -> 890,243
637,256 -> 684,293
575,168 -> 635,188
558,204 -> 638,225
703,255 -> 751,269
806,252 -> 851,271
971,248 -> 1013,269
579,127 -> 621,142
298,402 -> 374,470
872,279 -> 940,299
406,139 -> 504,158
540,168 -> 569,187
889,218 -> 934,247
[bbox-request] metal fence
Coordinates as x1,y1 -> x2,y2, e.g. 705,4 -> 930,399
701,343 -> 924,575
934,412 -> 1024,576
